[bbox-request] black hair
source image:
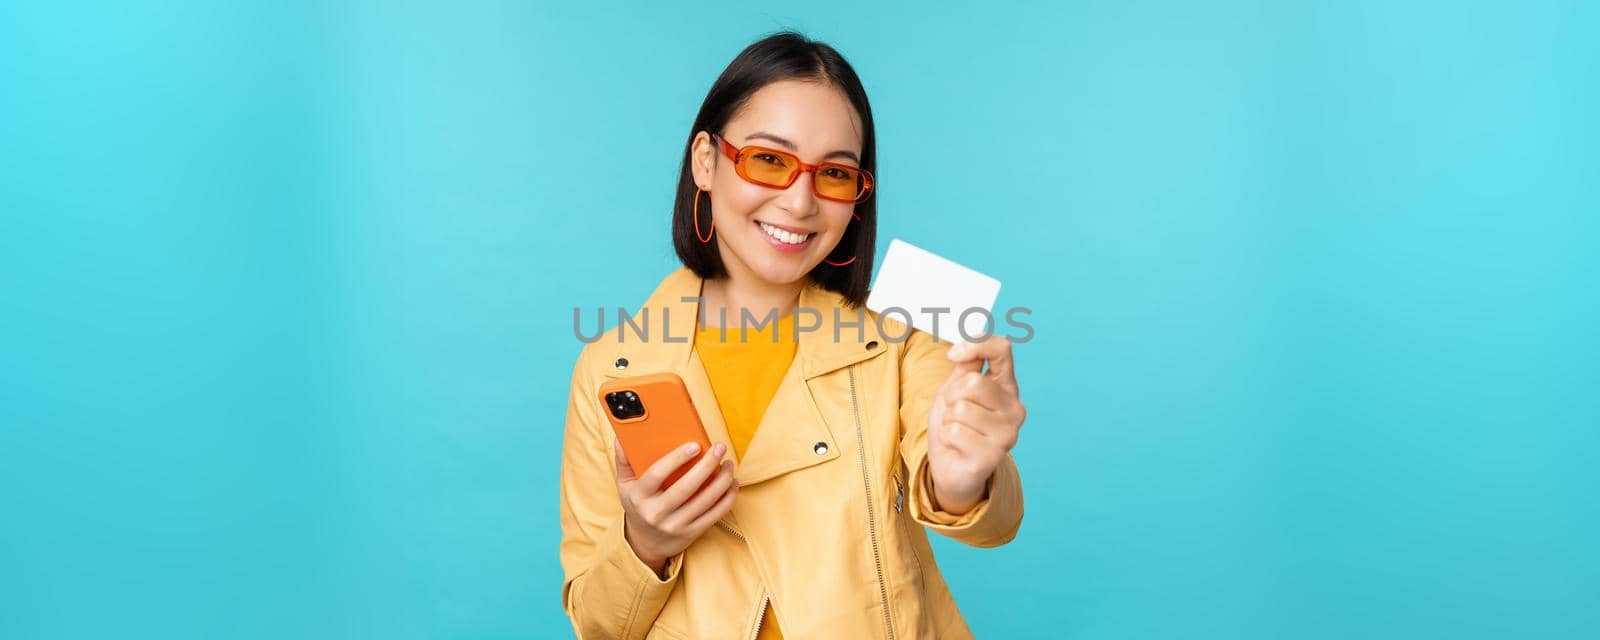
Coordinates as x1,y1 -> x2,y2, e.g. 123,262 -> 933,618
672,31 -> 876,308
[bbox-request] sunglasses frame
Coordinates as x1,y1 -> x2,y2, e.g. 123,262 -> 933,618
711,132 -> 875,204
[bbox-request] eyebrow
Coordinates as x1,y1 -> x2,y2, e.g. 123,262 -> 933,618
744,131 -> 861,164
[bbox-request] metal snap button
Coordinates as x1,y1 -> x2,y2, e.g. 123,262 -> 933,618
814,442 -> 829,455
865,340 -> 878,350
614,357 -> 628,370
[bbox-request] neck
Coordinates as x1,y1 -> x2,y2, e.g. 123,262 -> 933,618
700,269 -> 805,330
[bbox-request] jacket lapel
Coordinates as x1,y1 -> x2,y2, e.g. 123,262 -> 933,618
731,347 -> 840,485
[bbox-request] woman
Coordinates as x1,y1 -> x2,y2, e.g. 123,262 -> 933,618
559,32 -> 1027,639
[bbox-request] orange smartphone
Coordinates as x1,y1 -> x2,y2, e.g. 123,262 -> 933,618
598,372 -> 718,494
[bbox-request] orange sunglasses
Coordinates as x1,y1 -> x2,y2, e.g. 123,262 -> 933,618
712,133 -> 875,203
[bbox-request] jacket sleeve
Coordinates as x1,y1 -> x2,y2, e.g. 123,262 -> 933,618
559,353 -> 685,639
896,328 -> 1024,548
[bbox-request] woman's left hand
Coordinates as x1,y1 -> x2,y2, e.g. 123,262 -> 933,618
925,334 -> 1026,515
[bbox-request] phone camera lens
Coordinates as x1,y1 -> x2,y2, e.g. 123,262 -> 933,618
606,388 -> 647,420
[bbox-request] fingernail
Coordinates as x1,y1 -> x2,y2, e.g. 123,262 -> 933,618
713,443 -> 726,456
722,460 -> 733,472
682,442 -> 700,455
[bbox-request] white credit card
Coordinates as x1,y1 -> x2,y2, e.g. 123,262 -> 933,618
866,238 -> 1001,344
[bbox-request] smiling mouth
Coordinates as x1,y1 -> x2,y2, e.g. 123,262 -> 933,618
757,221 -> 813,245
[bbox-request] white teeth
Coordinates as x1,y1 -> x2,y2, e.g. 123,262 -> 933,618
759,222 -> 812,245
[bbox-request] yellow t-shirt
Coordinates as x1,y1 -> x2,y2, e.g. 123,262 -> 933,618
695,313 -> 794,640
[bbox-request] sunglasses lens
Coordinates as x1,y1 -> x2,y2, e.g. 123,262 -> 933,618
815,165 -> 864,201
739,150 -> 799,187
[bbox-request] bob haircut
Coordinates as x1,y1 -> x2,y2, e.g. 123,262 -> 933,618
672,31 -> 877,308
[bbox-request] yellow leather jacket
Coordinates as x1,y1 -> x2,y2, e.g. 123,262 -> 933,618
559,267 -> 1024,639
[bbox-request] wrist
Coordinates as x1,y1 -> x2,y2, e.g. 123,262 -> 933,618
636,548 -> 668,577
623,524 -> 670,578
928,468 -> 987,516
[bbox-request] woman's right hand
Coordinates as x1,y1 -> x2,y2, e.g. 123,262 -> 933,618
613,438 -> 739,577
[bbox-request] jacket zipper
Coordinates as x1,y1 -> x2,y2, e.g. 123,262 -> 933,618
891,468 -> 925,579
715,521 -> 771,640
849,366 -> 897,640
749,593 -> 768,640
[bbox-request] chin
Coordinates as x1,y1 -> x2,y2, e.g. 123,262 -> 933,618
749,259 -> 813,285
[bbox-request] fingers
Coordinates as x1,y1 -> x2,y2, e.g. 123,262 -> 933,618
667,459 -> 737,529
938,413 -> 992,453
947,334 -> 1017,388
937,369 -> 1021,430
950,356 -> 984,376
684,478 -> 739,533
930,371 -> 1003,448
956,400 -> 1022,447
613,436 -> 636,482
938,340 -> 1027,441
637,441 -> 706,494
945,398 -> 993,438
945,370 -> 1010,411
658,443 -> 728,509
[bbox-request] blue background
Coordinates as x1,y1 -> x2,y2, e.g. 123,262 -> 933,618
3,1 -> 1595,638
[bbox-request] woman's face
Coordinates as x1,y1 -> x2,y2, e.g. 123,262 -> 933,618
691,79 -> 865,287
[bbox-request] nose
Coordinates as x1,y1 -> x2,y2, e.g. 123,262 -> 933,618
776,170 -> 820,218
